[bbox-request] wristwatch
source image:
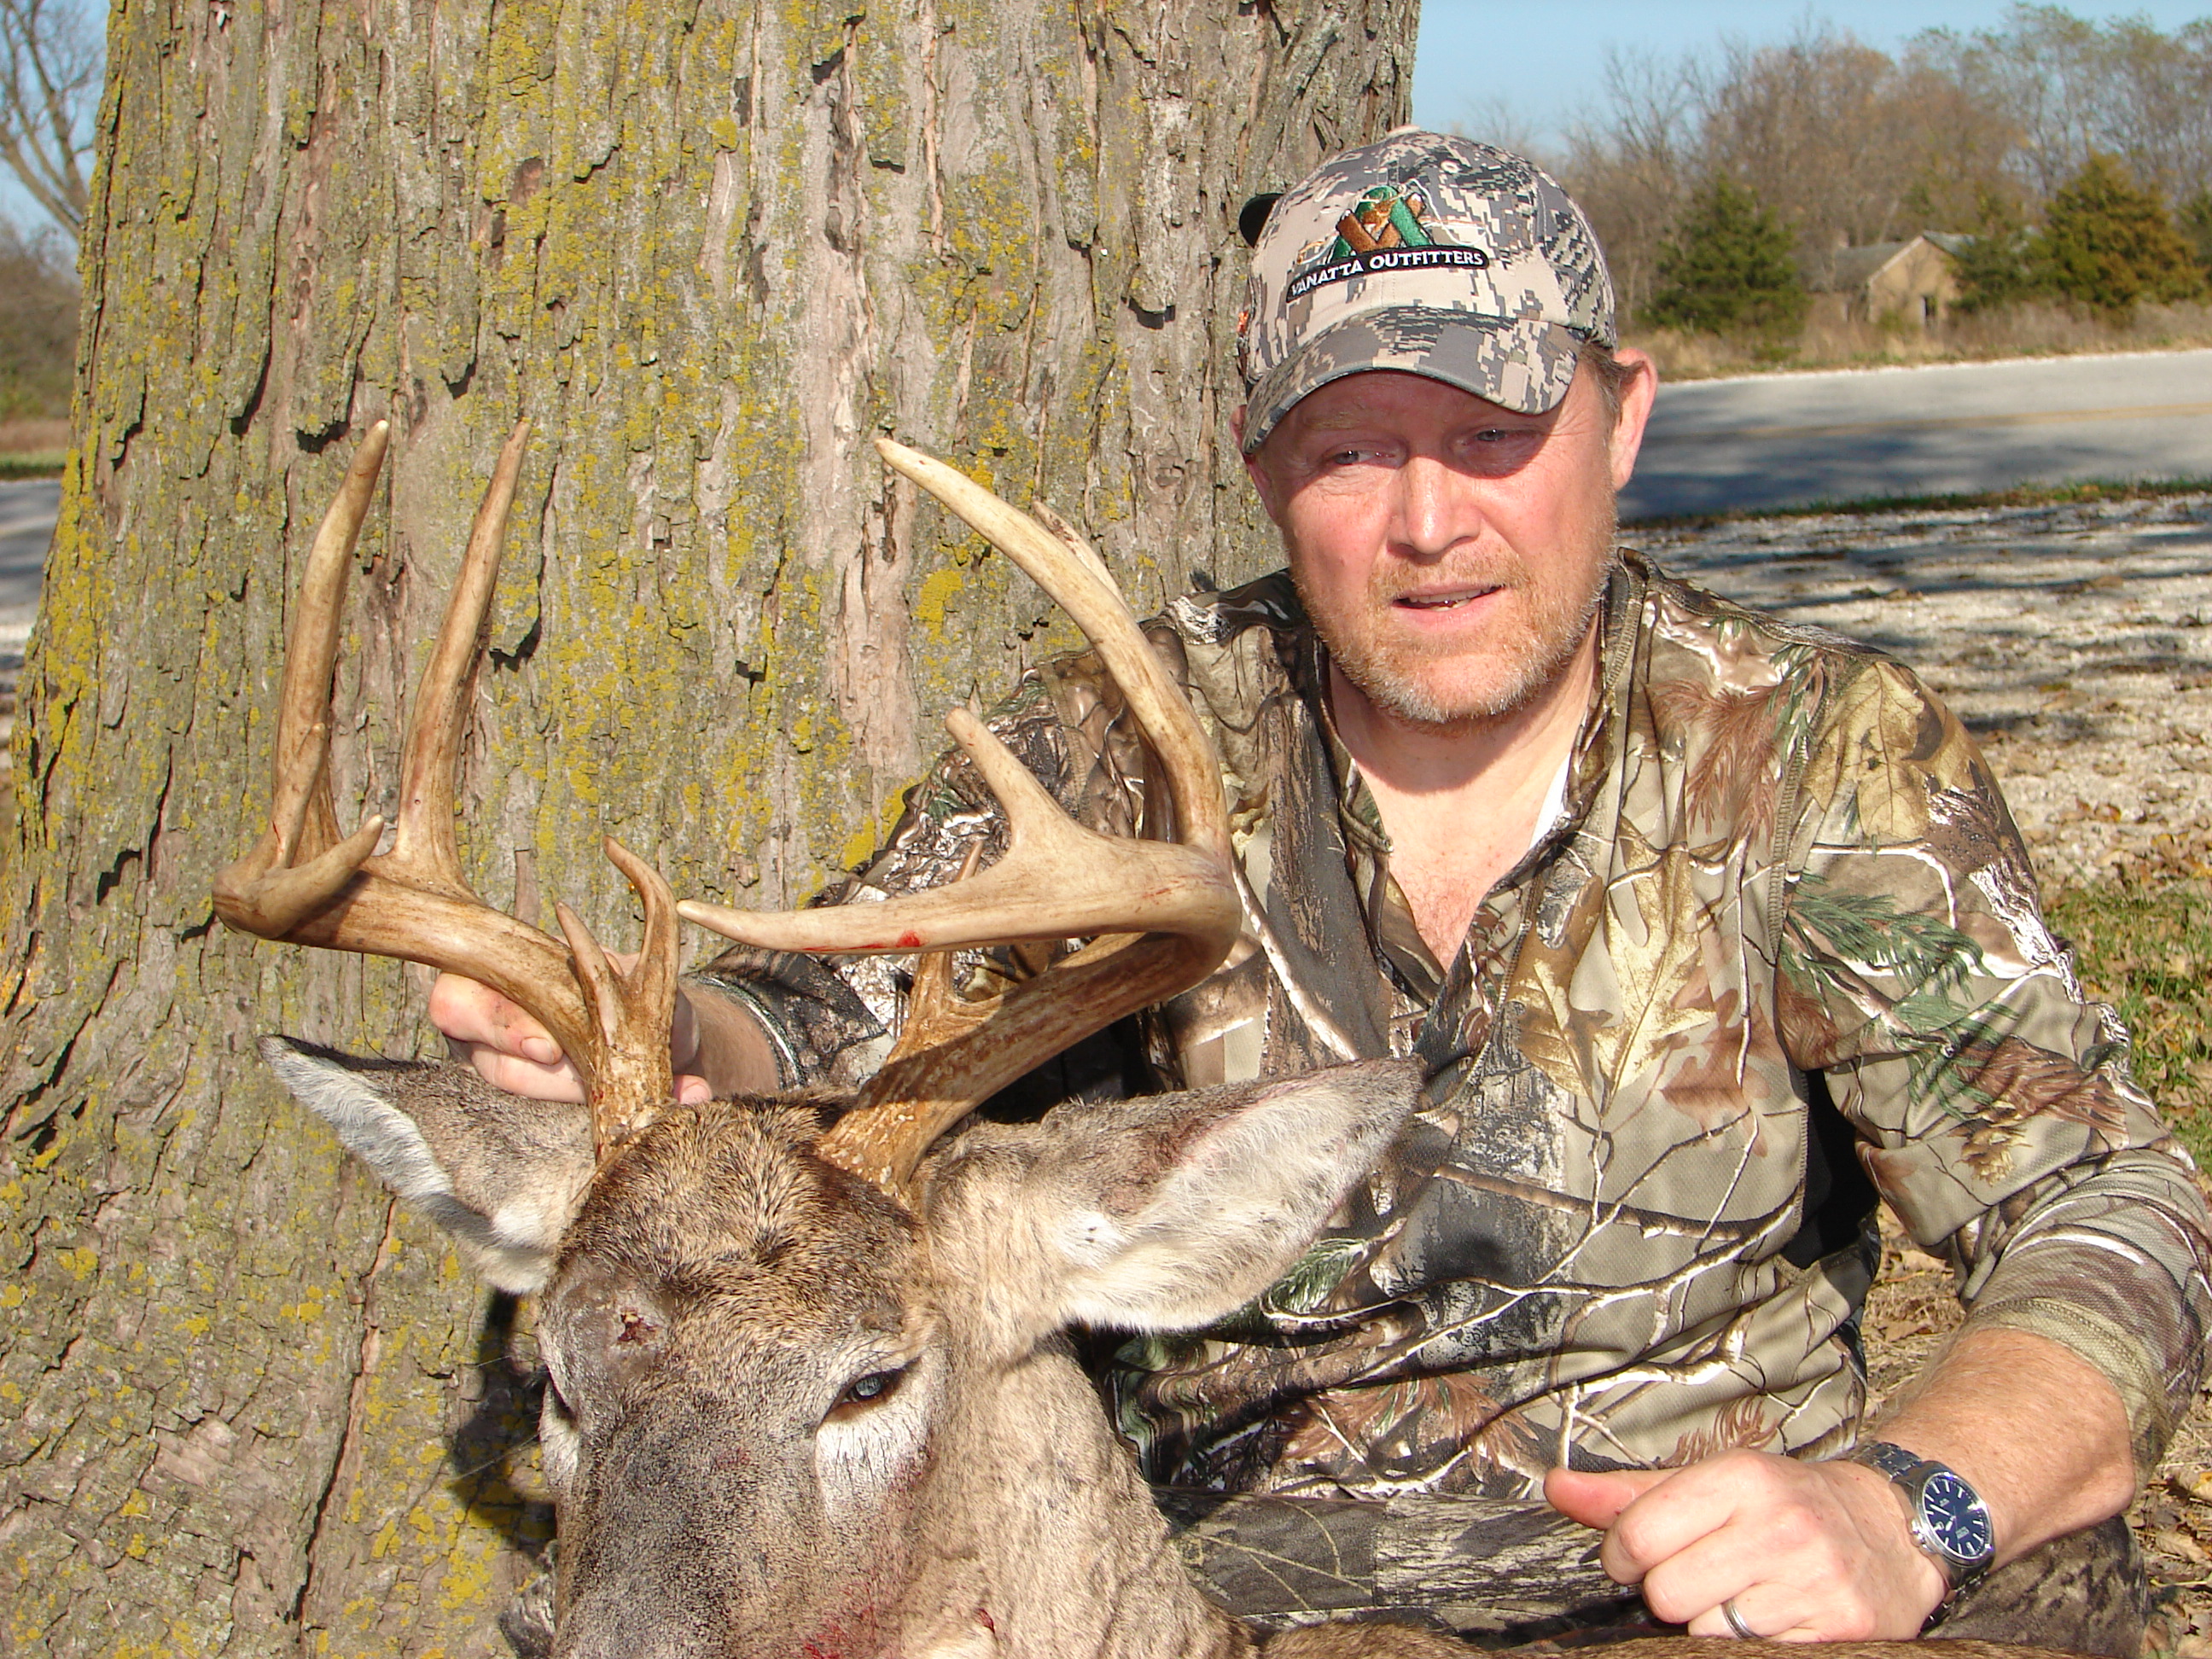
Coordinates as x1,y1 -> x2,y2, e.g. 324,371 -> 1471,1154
1850,1440 -> 1996,1593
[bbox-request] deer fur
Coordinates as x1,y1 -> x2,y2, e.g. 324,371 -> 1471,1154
263,1039 -> 1484,1657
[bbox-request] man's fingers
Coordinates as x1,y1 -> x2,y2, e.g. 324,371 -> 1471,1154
465,1043 -> 588,1104
1681,1589 -> 1818,1642
1634,1511 -> 1788,1628
429,972 -> 564,1064
1547,1464 -> 1708,1586
1586,1458 -> 1764,1586
1544,1466 -> 1673,1532
1583,1453 -> 1932,1641
430,969 -> 703,1083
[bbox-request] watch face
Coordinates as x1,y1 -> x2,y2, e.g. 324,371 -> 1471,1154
1920,1470 -> 1995,1564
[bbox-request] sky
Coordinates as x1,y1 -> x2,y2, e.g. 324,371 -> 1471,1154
10,3 -> 2211,242
1412,1 -> 2212,152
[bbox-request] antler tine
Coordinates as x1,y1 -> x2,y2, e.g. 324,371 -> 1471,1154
390,418 -> 533,898
216,421 -> 602,1089
214,422 -> 394,934
681,440 -> 1241,1196
556,836 -> 681,1157
877,439 -> 1231,866
277,422 -> 393,863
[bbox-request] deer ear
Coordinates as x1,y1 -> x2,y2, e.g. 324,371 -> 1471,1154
259,1036 -> 596,1294
1023,1057 -> 1421,1334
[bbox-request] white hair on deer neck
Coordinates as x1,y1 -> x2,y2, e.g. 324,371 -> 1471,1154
538,1383 -> 580,1493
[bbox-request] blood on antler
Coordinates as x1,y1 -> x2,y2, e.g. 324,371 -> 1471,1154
680,438 -> 1243,1195
213,418 -> 677,1155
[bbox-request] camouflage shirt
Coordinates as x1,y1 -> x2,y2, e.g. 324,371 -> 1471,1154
701,555 -> 2212,1502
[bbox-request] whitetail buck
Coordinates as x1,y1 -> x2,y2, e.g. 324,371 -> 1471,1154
215,424 -> 2076,1659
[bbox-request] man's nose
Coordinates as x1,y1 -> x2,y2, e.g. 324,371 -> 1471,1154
1393,454 -> 1479,558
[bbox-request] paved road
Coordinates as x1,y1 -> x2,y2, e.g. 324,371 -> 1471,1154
0,352 -> 2205,586
0,478 -> 53,763
1621,348 -> 2212,521
0,478 -> 55,620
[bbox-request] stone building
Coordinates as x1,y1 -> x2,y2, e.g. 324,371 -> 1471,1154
1809,232 -> 1974,326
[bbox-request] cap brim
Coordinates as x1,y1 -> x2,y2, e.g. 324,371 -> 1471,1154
1240,308 -> 1583,453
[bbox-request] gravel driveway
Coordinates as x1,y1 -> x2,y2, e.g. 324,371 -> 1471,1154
1638,490 -> 2212,892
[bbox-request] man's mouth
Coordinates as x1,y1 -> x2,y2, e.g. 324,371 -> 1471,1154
1394,585 -> 1501,611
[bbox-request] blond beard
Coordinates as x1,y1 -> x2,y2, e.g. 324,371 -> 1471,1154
1295,525 -> 1617,735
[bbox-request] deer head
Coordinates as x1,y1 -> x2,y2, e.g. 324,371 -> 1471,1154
219,424 -> 1423,1658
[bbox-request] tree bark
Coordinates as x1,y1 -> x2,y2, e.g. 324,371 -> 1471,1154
0,2 -> 1413,1652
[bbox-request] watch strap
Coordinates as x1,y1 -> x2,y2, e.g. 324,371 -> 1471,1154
1852,1439 -> 1923,1485
1848,1440 -> 1994,1593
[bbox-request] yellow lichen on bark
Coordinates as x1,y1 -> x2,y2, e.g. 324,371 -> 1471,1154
0,1 -> 1413,1650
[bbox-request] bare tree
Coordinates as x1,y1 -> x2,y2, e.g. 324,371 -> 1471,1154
0,0 -> 100,238
1563,22 -> 2027,323
1559,49 -> 1701,323
1445,96 -> 1551,169
1918,7 -> 2212,205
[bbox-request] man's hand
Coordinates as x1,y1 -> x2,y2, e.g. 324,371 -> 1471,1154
1545,1452 -> 1947,1641
428,971 -> 713,1105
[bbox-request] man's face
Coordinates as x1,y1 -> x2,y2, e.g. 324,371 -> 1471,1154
1242,358 -> 1653,731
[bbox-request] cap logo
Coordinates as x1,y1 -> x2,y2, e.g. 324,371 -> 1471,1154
1283,182 -> 1490,303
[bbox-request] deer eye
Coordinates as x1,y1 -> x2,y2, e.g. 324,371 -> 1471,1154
824,1365 -> 905,1422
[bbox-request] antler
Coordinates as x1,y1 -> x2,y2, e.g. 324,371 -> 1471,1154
679,438 -> 1242,1193
215,418 -> 676,1155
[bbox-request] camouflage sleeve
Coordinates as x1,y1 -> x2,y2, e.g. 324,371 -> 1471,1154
1774,653 -> 2212,1476
686,656 -> 1138,1090
1156,1488 -> 1632,1639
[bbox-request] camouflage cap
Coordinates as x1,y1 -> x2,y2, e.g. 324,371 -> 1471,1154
1236,129 -> 1616,452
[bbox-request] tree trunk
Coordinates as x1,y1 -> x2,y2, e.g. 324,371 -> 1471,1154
0,1 -> 1412,1651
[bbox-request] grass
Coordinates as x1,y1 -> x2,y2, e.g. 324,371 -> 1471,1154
2047,849 -> 2212,1167
1625,474 -> 2212,530
1634,298 -> 2212,382
0,450 -> 63,480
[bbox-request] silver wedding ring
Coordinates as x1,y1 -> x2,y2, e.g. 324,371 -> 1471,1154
1720,1598 -> 1761,1640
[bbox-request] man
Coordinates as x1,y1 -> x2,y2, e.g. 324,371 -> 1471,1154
435,132 -> 2209,1651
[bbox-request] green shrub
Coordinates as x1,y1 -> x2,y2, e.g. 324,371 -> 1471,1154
1953,190 -> 2044,313
2181,189 -> 2212,282
1643,176 -> 1808,340
2034,154 -> 2205,314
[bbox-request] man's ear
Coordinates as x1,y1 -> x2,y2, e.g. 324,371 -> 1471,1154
1606,346 -> 1659,492
1006,1057 -> 1421,1334
259,1036 -> 596,1293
